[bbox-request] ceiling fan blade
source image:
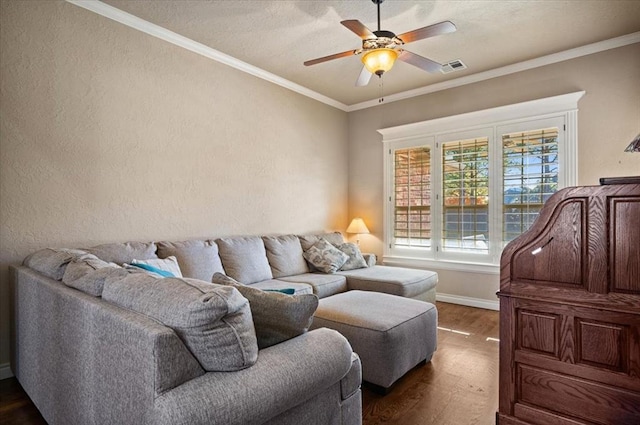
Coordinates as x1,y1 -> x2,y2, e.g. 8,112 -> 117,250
304,49 -> 357,66
355,66 -> 373,87
398,20 -> 456,44
398,50 -> 443,73
341,20 -> 376,40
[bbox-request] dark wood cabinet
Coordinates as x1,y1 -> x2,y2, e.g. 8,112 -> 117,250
497,178 -> 640,425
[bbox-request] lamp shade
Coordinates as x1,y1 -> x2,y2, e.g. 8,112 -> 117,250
361,48 -> 398,76
346,218 -> 370,234
624,133 -> 640,152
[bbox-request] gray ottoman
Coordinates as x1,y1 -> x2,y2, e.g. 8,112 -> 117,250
311,290 -> 437,390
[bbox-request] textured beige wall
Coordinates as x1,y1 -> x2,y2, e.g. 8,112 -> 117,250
348,43 -> 640,303
0,1 -> 348,368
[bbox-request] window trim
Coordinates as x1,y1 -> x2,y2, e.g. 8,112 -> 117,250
380,92 -> 584,271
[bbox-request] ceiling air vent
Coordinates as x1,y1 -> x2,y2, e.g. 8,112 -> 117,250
441,59 -> 467,74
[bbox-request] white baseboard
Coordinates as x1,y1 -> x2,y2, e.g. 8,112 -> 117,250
0,363 -> 14,380
436,293 -> 500,311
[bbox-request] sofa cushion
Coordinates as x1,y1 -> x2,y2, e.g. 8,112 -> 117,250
157,239 -> 225,282
86,241 -> 157,265
278,273 -> 348,299
337,243 -> 368,271
211,273 -> 318,349
103,274 -> 258,372
23,248 -> 87,280
63,253 -> 128,296
126,256 -> 183,278
216,236 -> 273,284
262,235 -> 309,278
249,279 -> 313,295
303,240 -> 349,274
339,265 -> 438,299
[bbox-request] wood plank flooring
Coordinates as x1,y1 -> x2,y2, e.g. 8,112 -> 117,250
0,301 -> 499,425
362,302 -> 500,425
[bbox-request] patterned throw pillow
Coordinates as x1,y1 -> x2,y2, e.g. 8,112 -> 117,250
337,243 -> 368,271
302,239 -> 349,274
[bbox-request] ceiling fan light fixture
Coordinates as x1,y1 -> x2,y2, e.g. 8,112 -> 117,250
362,48 -> 398,76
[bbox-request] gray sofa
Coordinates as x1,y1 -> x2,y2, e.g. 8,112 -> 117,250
11,232 -> 438,425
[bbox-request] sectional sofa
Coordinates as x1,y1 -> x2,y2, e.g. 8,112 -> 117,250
11,232 -> 438,424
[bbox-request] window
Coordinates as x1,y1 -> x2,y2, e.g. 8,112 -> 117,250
394,147 -> 432,247
502,127 -> 559,243
380,92 -> 582,269
442,137 -> 489,254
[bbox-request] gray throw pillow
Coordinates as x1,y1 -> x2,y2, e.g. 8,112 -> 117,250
63,253 -> 128,296
302,239 -> 349,274
23,248 -> 88,281
103,274 -> 258,372
337,243 -> 368,271
157,239 -> 225,281
86,241 -> 157,265
212,273 -> 319,349
216,236 -> 273,284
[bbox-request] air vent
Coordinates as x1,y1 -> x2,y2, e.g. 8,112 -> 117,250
441,59 -> 467,74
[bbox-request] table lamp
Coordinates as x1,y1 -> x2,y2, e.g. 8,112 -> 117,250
346,218 -> 370,246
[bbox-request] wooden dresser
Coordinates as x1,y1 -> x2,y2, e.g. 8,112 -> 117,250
497,177 -> 640,425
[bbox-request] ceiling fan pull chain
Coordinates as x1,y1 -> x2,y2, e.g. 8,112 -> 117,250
379,76 -> 385,103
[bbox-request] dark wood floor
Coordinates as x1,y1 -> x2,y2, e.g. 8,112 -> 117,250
0,302 -> 499,425
362,302 -> 500,425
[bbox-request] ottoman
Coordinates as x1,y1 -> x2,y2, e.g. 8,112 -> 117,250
310,290 -> 437,390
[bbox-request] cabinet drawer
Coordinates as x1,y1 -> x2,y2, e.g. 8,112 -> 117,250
517,364 -> 640,425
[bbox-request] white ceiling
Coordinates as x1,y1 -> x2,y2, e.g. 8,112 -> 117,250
92,0 -> 640,108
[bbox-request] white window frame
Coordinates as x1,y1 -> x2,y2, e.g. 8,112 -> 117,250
380,92 -> 584,273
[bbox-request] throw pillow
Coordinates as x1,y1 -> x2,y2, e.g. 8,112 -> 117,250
63,253 -> 128,296
212,273 -> 319,349
103,274 -> 258,372
23,248 -> 88,281
134,256 -> 182,277
262,235 -> 309,278
216,236 -> 273,284
157,239 -> 225,281
302,239 -> 349,274
124,263 -> 172,278
86,241 -> 157,265
337,243 -> 368,271
125,256 -> 182,278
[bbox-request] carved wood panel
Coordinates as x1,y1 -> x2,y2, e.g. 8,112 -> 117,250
576,319 -> 629,373
517,310 -> 558,357
610,197 -> 640,294
512,199 -> 586,287
517,365 -> 640,425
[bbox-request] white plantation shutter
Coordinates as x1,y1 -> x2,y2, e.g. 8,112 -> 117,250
394,147 -> 432,247
502,127 -> 559,243
442,137 -> 490,253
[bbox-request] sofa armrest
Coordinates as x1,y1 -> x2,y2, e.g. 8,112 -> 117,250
362,253 -> 376,267
154,328 -> 358,425
342,352 -> 362,400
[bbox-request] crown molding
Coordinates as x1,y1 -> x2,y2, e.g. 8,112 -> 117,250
66,0 -> 350,112
66,1 -> 638,113
347,32 -> 640,111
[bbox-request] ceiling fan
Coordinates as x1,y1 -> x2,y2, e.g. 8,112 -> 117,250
304,0 -> 457,87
